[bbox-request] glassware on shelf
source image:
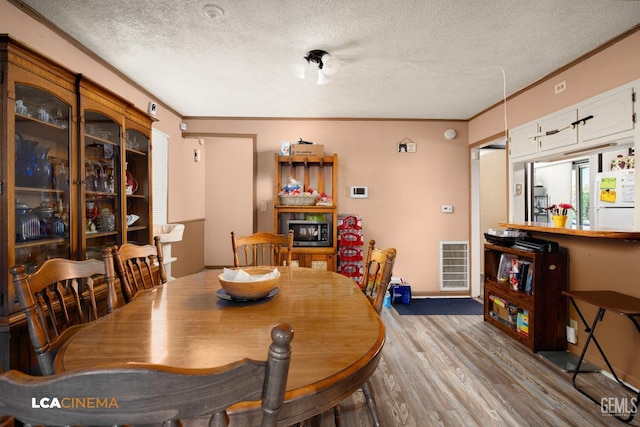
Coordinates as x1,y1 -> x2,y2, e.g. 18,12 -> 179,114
97,164 -> 109,193
86,201 -> 99,222
54,161 -> 69,191
56,199 -> 69,234
85,162 -> 98,192
15,200 -> 41,241
52,106 -> 67,128
33,202 -> 65,237
15,139 -> 38,187
98,208 -> 116,232
33,145 -> 53,189
125,163 -> 138,194
15,99 -> 28,115
37,106 -> 50,122
107,172 -> 115,193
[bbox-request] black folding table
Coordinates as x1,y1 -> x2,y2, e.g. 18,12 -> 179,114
562,290 -> 640,423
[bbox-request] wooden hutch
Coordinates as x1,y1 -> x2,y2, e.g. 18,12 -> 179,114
0,35 -> 154,372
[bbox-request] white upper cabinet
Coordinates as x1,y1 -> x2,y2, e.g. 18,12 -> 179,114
579,84 -> 635,145
538,109 -> 579,153
509,122 -> 539,160
509,79 -> 638,164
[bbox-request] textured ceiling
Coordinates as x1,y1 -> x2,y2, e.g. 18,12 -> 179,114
16,0 -> 640,119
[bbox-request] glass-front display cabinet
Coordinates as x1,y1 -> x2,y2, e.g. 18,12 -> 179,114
1,36 -> 153,373
14,84 -> 73,272
125,125 -> 152,246
82,110 -> 123,260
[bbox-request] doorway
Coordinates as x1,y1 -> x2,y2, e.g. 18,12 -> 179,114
204,137 -> 254,267
471,139 -> 508,298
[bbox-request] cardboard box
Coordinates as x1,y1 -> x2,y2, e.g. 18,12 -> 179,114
290,144 -> 324,156
492,303 -> 509,320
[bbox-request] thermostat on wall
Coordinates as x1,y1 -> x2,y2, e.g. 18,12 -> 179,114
350,186 -> 368,198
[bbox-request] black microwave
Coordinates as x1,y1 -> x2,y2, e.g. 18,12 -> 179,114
285,220 -> 332,247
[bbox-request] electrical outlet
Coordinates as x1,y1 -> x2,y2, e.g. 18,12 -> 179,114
441,205 -> 453,213
567,319 -> 578,344
554,80 -> 567,94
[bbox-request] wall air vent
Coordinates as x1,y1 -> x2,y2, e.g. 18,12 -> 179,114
440,241 -> 469,291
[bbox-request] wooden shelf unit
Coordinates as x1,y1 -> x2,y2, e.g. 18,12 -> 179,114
274,154 -> 338,271
483,243 -> 568,352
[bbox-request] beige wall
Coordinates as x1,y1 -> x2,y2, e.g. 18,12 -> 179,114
183,119 -> 470,294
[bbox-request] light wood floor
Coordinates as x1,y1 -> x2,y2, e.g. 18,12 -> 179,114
312,306 -> 639,427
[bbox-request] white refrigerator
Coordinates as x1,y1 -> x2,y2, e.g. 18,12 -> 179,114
594,169 -> 635,230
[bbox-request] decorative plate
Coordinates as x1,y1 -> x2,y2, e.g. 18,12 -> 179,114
215,287 -> 279,302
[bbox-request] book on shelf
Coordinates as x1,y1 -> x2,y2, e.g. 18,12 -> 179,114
489,311 -> 516,329
497,253 -> 518,282
524,266 -> 534,295
517,310 -> 529,337
517,261 -> 531,292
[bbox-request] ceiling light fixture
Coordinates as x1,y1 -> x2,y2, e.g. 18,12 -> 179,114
297,49 -> 341,85
202,4 -> 225,19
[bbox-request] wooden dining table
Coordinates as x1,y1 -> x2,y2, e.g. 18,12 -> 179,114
54,266 -> 385,426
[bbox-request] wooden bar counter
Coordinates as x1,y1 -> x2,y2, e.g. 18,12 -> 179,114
54,267 -> 385,426
496,221 -> 640,391
499,221 -> 640,240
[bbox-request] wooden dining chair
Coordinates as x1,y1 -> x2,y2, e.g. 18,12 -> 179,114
9,249 -> 118,376
335,239 -> 396,427
0,367 -> 14,427
0,322 -> 294,427
231,230 -> 294,267
361,239 -> 397,315
113,235 -> 167,303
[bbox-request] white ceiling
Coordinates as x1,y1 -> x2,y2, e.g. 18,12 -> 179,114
16,0 -> 640,119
